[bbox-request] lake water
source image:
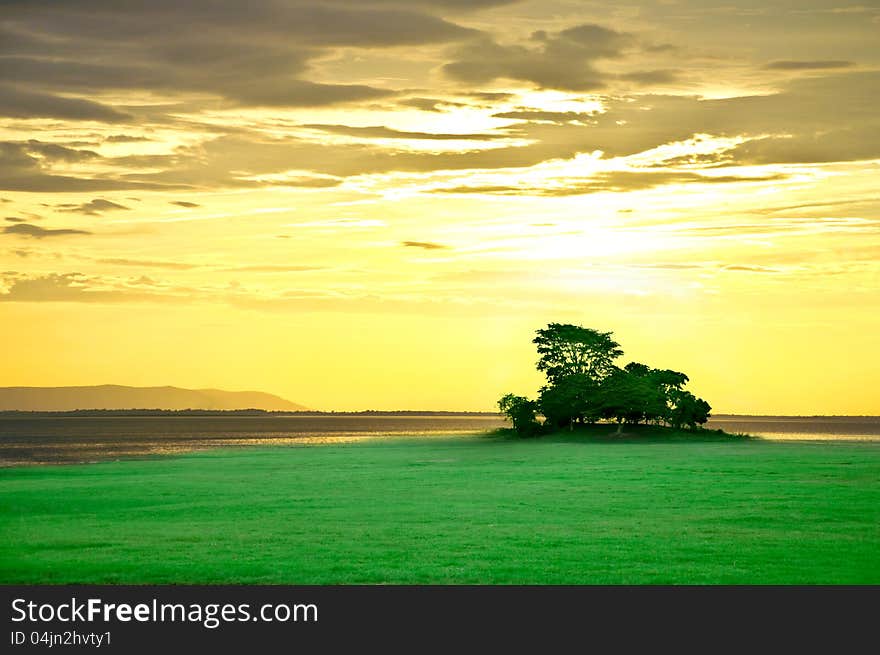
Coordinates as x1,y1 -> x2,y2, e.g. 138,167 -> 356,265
1,414 -> 878,466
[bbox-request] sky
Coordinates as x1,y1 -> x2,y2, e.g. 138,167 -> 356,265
1,0 -> 878,413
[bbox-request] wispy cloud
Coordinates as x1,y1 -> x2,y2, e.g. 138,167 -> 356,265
58,199 -> 130,215
402,241 -> 449,250
3,223 -> 91,239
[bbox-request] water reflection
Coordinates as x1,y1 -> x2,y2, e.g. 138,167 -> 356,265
1,414 -> 878,467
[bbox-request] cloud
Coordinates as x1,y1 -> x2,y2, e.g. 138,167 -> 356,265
0,141 -> 185,192
765,60 -> 855,70
93,258 -> 199,270
105,134 -> 152,143
59,199 -> 130,215
0,83 -> 130,122
46,69 -> 875,191
0,273 -> 170,303
357,0 -> 517,7
220,265 -> 326,273
22,140 -> 100,163
430,170 -> 789,196
170,201 -> 200,208
398,97 -> 468,112
618,69 -> 679,85
486,71 -> 880,167
443,24 -> 634,90
727,128 -> 880,164
301,124 -> 507,141
5,217 -> 27,223
3,223 -> 92,238
0,2 -> 481,112
723,265 -> 780,273
402,241 -> 449,249
493,110 -> 597,124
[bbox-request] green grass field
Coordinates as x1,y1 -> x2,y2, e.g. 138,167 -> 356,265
2,430 -> 879,584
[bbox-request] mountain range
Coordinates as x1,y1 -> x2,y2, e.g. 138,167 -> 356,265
0,385 -> 306,411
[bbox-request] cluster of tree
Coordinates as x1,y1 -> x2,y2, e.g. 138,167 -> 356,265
499,323 -> 711,436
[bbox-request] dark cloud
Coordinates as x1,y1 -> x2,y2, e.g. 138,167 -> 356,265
765,60 -> 855,70
59,199 -> 130,215
462,91 -> 516,102
618,69 -> 679,85
261,176 -> 343,189
231,81 -> 395,108
50,70 -> 877,189
0,54 -> 395,108
135,133 -> 562,183
170,201 -> 200,208
398,97 -> 468,112
0,141 -> 186,192
396,91 -> 514,112
94,258 -> 199,270
402,241 -> 449,249
5,217 -> 27,223
493,110 -> 597,123
0,2 -> 482,112
0,272 -> 171,303
22,140 -> 100,163
301,124 -> 507,141
723,265 -> 780,273
443,24 -> 634,90
3,223 -> 92,238
727,128 -> 880,164
487,71 -> 880,167
105,134 -> 152,143
360,0 -> 516,7
0,83 -> 130,122
430,171 -> 788,196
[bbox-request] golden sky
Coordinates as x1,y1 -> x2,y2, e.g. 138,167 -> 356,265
1,1 -> 879,413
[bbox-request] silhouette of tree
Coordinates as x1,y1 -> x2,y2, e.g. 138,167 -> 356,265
533,323 -> 622,385
668,390 -> 712,429
499,323 -> 712,436
498,393 -> 539,436
623,363 -> 689,425
596,368 -> 656,431
538,373 -> 598,430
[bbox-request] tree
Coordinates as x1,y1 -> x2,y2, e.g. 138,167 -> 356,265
533,323 -> 623,386
499,322 -> 713,438
498,393 -> 540,436
668,390 -> 712,430
596,368 -> 659,432
538,373 -> 598,430
623,363 -> 689,424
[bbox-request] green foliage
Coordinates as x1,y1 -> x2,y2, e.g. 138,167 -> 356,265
502,322 -> 713,435
498,393 -> 540,436
668,390 -> 712,429
597,368 -> 663,427
538,373 -> 598,429
533,323 -> 623,385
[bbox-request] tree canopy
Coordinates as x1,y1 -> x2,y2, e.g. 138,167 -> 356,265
533,323 -> 623,384
501,323 -> 712,436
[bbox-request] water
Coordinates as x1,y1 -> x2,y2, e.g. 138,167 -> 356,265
0,415 -> 507,466
706,415 -> 880,442
1,414 -> 878,466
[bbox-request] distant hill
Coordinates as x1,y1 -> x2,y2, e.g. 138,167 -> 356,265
0,385 -> 307,411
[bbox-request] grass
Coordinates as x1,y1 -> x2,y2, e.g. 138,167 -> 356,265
1,428 -> 879,584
